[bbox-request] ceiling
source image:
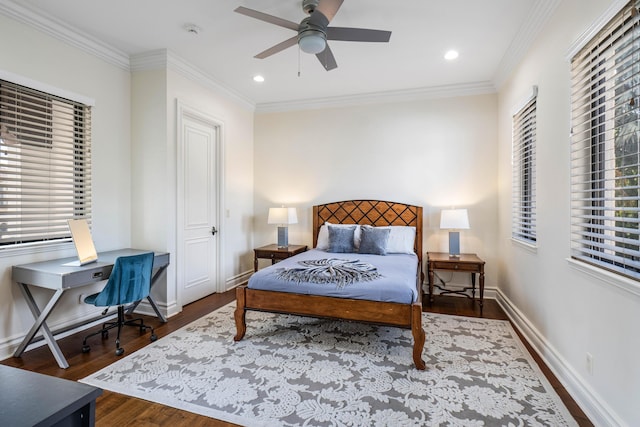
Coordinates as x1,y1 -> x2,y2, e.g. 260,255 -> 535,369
8,0 -> 554,108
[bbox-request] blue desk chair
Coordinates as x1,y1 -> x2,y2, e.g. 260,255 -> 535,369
82,252 -> 158,356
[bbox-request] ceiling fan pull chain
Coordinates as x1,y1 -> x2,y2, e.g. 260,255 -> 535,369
298,46 -> 302,77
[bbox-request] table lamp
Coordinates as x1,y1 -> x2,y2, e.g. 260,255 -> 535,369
268,207 -> 298,248
440,209 -> 469,257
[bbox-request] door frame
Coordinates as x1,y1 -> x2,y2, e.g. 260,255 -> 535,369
176,100 -> 225,311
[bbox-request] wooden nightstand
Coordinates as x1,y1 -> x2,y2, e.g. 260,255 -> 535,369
254,244 -> 307,271
427,252 -> 486,312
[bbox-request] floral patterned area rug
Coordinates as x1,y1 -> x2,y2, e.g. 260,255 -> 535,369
81,302 -> 577,426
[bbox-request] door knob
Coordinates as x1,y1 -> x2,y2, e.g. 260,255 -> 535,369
211,226 -> 217,236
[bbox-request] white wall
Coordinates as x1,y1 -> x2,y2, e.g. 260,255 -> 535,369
497,0 -> 640,425
131,68 -> 170,306
165,67 -> 255,293
129,58 -> 256,315
254,94 -> 499,285
0,13 -> 132,356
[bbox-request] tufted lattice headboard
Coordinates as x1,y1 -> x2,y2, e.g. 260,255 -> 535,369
312,200 -> 423,264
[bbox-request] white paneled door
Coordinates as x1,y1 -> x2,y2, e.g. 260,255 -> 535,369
177,104 -> 220,306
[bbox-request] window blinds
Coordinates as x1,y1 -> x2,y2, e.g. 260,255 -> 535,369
0,79 -> 92,247
570,0 -> 640,279
512,93 -> 537,244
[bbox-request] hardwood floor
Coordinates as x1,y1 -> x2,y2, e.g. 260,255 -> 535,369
1,291 -> 593,426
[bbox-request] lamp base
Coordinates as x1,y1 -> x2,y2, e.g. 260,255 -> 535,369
448,231 -> 460,257
277,226 -> 289,248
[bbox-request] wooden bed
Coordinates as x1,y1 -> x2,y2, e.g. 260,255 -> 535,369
234,200 -> 426,370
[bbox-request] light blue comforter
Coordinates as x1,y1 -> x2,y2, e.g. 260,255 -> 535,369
248,249 -> 419,304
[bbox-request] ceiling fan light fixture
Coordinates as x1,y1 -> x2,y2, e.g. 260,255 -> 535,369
298,30 -> 327,54
235,2 -> 390,71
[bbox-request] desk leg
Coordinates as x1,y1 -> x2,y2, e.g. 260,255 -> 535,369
14,284 -> 69,369
126,265 -> 168,322
145,295 -> 167,323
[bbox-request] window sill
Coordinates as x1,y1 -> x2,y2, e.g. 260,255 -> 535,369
511,238 -> 538,254
567,258 -> 640,299
0,241 -> 74,259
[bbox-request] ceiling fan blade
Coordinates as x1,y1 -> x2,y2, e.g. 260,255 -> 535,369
327,27 -> 391,43
316,45 -> 338,71
254,36 -> 298,59
315,0 -> 344,23
234,6 -> 299,31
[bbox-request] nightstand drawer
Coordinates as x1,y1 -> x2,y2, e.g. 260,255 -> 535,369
432,261 -> 480,272
255,250 -> 288,261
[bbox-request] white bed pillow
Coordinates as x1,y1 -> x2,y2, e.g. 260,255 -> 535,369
316,222 -> 361,249
380,226 -> 416,254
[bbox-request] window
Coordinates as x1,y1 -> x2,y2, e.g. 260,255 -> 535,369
570,0 -> 640,280
0,79 -> 92,248
512,88 -> 538,244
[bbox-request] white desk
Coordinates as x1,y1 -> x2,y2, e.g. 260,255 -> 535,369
12,248 -> 170,369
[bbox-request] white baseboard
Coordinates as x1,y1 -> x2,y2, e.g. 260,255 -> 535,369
225,270 -> 252,290
496,290 -> 624,427
133,298 -> 180,319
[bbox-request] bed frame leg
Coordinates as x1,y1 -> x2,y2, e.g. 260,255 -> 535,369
234,286 -> 247,341
411,303 -> 426,370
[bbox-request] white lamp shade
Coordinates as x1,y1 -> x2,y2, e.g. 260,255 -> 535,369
440,209 -> 470,230
267,207 -> 298,225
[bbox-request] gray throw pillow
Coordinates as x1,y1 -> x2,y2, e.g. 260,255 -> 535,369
328,225 -> 356,253
359,226 -> 391,255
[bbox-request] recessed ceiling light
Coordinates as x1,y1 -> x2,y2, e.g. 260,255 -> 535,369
253,75 -> 265,83
444,50 -> 459,61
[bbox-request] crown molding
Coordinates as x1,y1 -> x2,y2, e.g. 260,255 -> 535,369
0,0 -> 130,70
492,0 -> 561,89
129,50 -> 169,71
0,0 -> 253,110
255,81 -> 497,113
130,49 -> 255,111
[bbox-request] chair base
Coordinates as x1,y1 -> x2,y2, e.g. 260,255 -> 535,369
82,305 -> 157,356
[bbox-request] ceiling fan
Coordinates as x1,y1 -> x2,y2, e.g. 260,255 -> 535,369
234,0 -> 391,71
